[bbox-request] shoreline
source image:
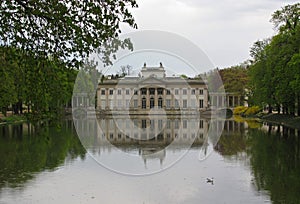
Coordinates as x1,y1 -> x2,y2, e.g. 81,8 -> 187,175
259,113 -> 300,130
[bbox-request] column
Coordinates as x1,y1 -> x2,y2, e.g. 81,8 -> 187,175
163,88 -> 166,108
137,88 -> 141,109
171,88 -> 174,108
106,88 -> 109,109
155,88 -> 158,107
146,88 -> 150,109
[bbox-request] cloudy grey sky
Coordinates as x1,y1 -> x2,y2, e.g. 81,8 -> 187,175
120,0 -> 298,68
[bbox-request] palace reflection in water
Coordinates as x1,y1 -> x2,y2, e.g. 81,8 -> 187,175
1,119 -> 299,204
73,116 -> 246,167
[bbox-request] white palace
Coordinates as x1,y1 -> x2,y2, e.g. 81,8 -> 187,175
97,63 -> 209,114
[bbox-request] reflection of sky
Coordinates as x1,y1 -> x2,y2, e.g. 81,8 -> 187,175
99,50 -> 199,78
0,151 -> 270,204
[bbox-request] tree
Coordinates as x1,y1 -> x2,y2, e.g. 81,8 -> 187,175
219,65 -> 249,95
0,47 -> 18,116
119,65 -> 132,77
248,3 -> 300,115
0,0 -> 138,67
271,3 -> 300,33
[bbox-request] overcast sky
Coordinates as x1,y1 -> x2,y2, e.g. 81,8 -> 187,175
120,0 -> 298,69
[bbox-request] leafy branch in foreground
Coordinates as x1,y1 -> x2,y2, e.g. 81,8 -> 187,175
0,0 -> 138,67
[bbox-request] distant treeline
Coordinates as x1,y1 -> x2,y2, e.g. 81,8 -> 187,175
248,3 -> 300,115
214,3 -> 300,116
0,46 -> 77,118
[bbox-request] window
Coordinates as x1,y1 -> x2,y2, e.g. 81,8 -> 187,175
133,119 -> 138,127
166,99 -> 171,108
150,120 -> 155,129
101,89 -> 105,95
117,89 -> 122,95
166,89 -> 171,95
175,120 -> 179,129
175,100 -> 179,108
141,88 -> 147,95
126,120 -> 130,128
142,97 -> 146,109
125,89 -> 130,95
183,100 -> 187,108
157,88 -> 163,95
142,120 -> 147,128
118,100 -> 122,108
149,88 -> 155,95
109,89 -> 114,95
134,99 -> 138,108
134,90 -> 138,95
200,120 -> 204,129
199,89 -> 204,95
158,97 -> 163,108
183,89 -> 187,95
191,89 -> 196,95
118,134 -> 122,139
175,89 -> 179,95
109,100 -> 114,108
183,120 -> 187,128
125,100 -> 130,108
158,120 -> 163,129
150,97 -> 154,108
199,99 -> 204,108
110,133 -> 114,139
166,120 -> 171,129
191,133 -> 195,138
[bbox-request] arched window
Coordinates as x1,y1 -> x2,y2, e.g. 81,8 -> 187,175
150,97 -> 154,108
142,97 -> 146,109
158,97 -> 163,108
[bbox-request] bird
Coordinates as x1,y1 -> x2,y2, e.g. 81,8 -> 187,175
206,177 -> 214,184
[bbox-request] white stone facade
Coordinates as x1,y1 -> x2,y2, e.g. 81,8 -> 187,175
97,64 -> 208,114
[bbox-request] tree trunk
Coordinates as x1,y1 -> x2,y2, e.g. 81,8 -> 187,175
268,104 -> 273,113
18,101 -> 23,114
2,107 -> 7,117
297,95 -> 300,117
12,103 -> 18,115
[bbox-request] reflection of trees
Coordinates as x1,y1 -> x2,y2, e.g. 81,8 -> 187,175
214,120 -> 248,157
0,121 -> 86,189
215,132 -> 247,156
248,128 -> 300,204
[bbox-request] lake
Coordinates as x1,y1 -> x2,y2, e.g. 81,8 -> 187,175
0,116 -> 299,204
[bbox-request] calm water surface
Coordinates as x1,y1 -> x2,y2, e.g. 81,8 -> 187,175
0,118 -> 299,204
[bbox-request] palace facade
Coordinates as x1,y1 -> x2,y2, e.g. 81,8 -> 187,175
97,63 -> 209,114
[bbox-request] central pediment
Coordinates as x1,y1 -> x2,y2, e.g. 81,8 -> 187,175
138,76 -> 166,87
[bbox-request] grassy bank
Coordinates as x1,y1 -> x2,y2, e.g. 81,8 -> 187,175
0,115 -> 27,125
260,114 -> 300,129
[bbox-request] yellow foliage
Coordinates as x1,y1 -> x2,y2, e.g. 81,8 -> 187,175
233,106 -> 248,115
233,106 -> 261,116
245,106 -> 261,116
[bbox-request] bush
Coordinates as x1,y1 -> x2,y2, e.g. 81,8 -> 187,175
233,106 -> 261,116
245,106 -> 261,116
233,106 -> 248,115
